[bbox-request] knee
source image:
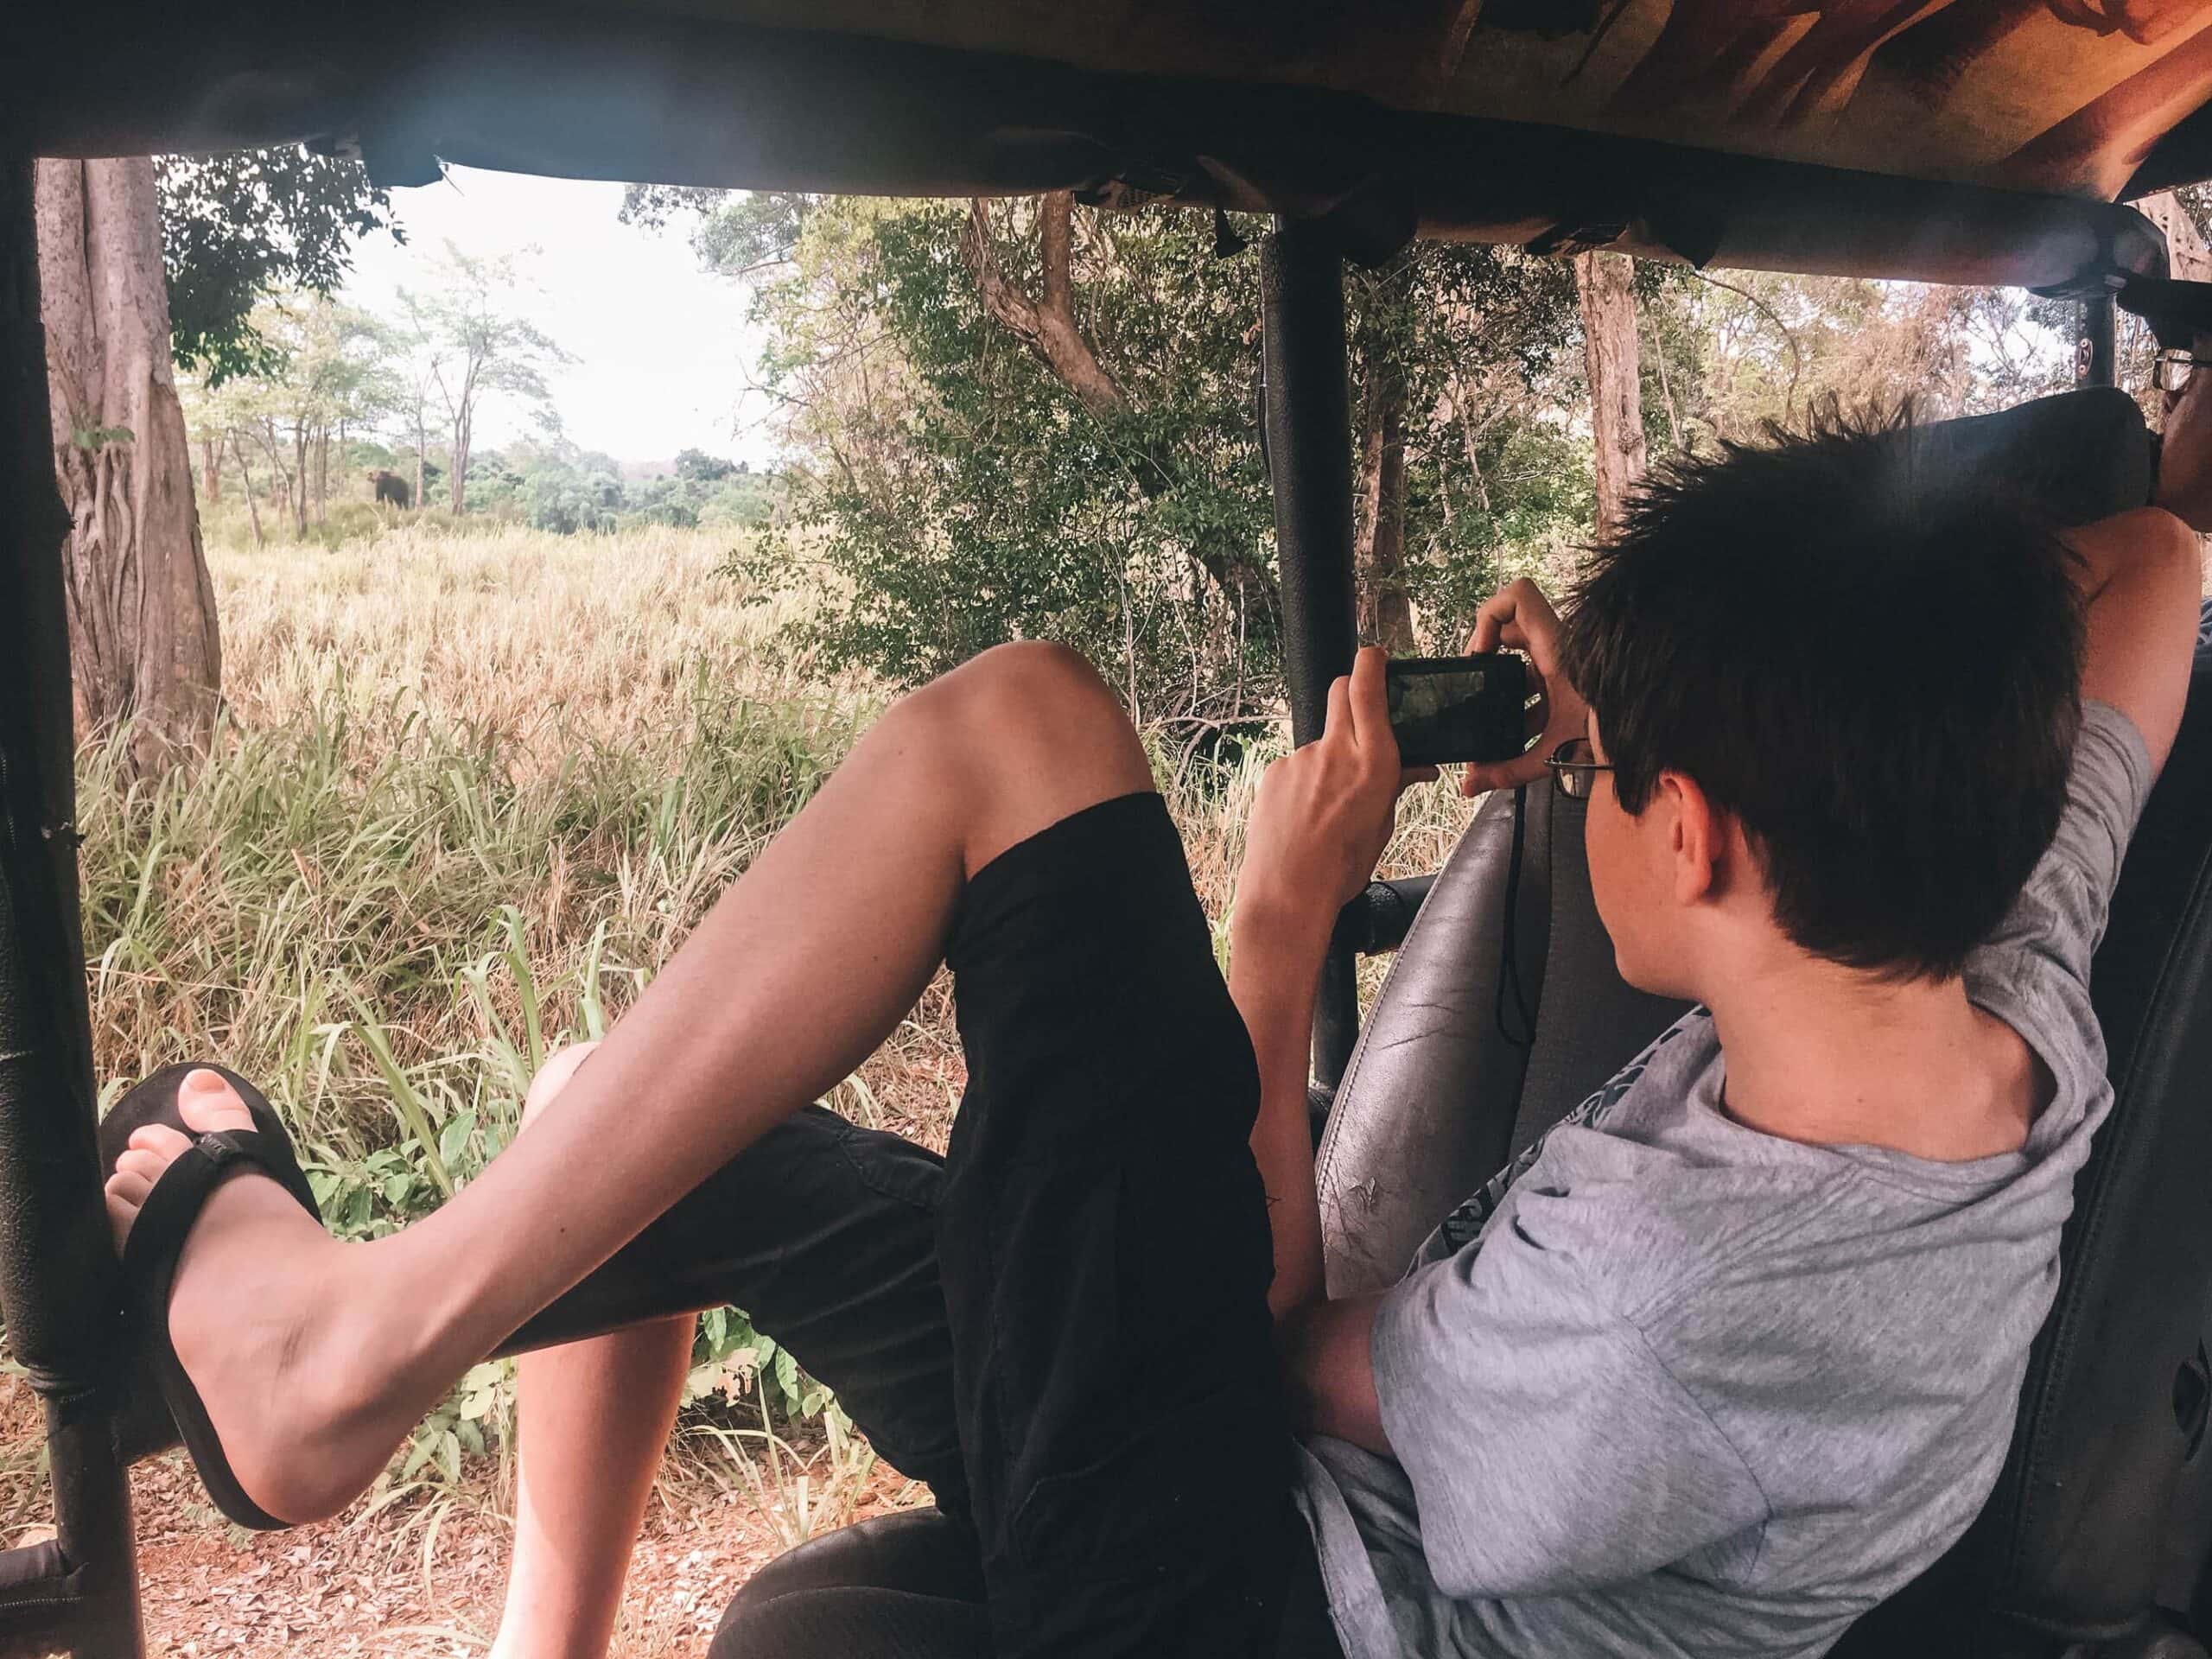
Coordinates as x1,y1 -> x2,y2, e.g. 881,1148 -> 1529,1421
944,641 -> 1115,721
520,1040 -> 599,1129
913,642 -> 1150,791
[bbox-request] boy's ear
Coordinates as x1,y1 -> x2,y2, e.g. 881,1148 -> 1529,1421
1657,770 -> 1725,906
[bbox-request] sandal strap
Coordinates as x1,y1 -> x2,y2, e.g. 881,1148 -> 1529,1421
121,1128 -> 305,1287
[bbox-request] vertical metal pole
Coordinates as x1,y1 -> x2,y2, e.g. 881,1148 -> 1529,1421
2081,293 -> 2118,389
0,153 -> 144,1657
1259,222 -> 1362,1094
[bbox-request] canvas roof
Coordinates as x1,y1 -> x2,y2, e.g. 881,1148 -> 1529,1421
11,0 -> 2212,289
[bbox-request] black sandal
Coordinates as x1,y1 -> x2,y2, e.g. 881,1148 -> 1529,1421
99,1062 -> 322,1530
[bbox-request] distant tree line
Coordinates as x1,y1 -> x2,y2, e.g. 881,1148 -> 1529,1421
177,249 -> 778,543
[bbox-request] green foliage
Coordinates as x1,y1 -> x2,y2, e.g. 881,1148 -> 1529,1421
396,243 -> 574,512
180,295 -> 403,537
451,439 -> 783,533
621,185 -> 807,275
158,147 -> 399,385
1637,270 -> 2078,446
675,447 -> 744,483
670,194 -> 1589,728
516,448 -> 624,533
689,1305 -> 834,1420
734,199 -> 1279,727
1344,242 -> 1586,629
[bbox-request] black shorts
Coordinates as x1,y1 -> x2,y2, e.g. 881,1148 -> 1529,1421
610,791 -> 1338,1659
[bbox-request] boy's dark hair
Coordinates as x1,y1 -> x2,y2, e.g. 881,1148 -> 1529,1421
1560,404 -> 2084,981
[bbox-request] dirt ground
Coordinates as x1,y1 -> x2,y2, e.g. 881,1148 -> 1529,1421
0,1376 -> 928,1657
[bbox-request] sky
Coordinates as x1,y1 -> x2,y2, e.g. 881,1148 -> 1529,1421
341,167 -> 775,468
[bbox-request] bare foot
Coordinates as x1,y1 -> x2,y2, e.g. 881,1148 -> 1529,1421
103,1069 -> 429,1525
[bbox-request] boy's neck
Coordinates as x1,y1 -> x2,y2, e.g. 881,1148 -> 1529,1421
1700,947 -> 2048,1162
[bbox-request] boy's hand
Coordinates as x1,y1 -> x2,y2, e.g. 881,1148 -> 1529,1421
1459,578 -> 1590,796
1239,647 -> 1436,935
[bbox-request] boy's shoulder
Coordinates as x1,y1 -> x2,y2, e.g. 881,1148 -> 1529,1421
1499,1003 -> 2100,1339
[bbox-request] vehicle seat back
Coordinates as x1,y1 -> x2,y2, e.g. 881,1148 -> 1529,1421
1314,776 -> 1689,1294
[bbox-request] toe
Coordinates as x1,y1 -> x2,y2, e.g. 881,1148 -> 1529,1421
105,1169 -> 151,1209
176,1070 -> 257,1136
129,1123 -> 194,1159
105,1187 -> 138,1244
115,1148 -> 171,1186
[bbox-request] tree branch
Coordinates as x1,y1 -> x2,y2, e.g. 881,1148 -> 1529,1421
961,194 -> 1126,419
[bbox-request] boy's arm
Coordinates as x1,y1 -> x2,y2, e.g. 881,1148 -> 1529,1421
1278,1292 -> 1392,1453
2068,506 -> 2200,779
1228,900 -> 1332,1319
1231,903 -> 1395,1453
2098,340 -> 2212,778
1232,649 -> 1430,1320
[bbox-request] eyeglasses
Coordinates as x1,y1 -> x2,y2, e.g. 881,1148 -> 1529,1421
2155,350 -> 2210,393
1545,738 -> 1613,801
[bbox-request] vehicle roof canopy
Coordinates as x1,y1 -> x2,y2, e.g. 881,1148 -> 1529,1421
13,0 -> 2212,289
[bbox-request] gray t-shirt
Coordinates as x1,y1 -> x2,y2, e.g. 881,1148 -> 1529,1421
1294,699 -> 2154,1659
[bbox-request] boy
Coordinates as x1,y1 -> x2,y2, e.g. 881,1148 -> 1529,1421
105,385 -> 2208,1658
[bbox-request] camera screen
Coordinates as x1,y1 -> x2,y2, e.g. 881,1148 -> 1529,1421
1388,668 -> 1489,757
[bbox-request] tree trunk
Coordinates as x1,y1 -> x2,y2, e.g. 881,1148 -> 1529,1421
1452,373 -> 1497,517
314,423 -> 327,525
1573,250 -> 1649,540
229,431 -> 264,549
412,404 -> 426,512
34,157 -> 220,769
291,421 -> 308,536
1356,353 -> 1415,652
256,420 -> 294,532
199,433 -> 219,502
961,194 -> 1127,418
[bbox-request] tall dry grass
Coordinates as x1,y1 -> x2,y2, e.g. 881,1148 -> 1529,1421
89,518 -> 1475,1148
50,516 -> 1478,1526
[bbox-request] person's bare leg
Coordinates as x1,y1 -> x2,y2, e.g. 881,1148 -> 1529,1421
103,642 -> 1154,1527
487,1043 -> 692,1659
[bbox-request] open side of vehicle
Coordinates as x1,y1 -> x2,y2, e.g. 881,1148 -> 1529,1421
8,3 -> 2212,1653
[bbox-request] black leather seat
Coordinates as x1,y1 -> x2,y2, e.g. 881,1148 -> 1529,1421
723,388 -> 2212,1656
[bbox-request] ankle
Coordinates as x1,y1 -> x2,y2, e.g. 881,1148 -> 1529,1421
488,1611 -> 613,1659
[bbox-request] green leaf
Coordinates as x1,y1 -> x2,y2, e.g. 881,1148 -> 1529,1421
438,1109 -> 477,1170
340,988 -> 454,1198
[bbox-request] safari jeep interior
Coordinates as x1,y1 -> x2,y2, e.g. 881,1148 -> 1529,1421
9,3 -> 2212,1656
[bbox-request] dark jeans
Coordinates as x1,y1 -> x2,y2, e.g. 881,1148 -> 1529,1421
607,792 -> 1338,1659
